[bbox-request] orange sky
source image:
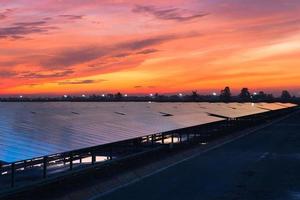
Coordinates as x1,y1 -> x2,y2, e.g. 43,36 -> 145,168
0,0 -> 300,96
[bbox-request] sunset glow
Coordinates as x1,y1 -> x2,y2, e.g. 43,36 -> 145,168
1,0 -> 300,95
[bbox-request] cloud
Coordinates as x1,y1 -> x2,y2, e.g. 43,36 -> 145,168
0,70 -> 18,78
113,52 -> 131,58
41,46 -> 108,67
58,79 -> 106,85
58,15 -> 84,20
133,5 -> 208,22
118,33 -> 196,50
43,17 -> 52,21
114,48 -> 158,58
20,70 -> 74,79
40,32 -> 198,68
134,85 -> 157,89
0,9 -> 14,21
0,20 -> 58,39
136,48 -> 159,55
13,21 -> 47,26
0,14 -> 6,20
117,35 -> 176,50
0,60 -> 21,67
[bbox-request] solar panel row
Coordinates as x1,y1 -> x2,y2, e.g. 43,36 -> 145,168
0,102 -> 296,163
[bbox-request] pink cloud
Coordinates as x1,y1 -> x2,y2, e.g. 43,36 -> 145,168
0,0 -> 300,94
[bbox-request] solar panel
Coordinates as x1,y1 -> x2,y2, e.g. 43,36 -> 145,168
0,102 -> 296,163
255,102 -> 294,111
189,102 -> 267,118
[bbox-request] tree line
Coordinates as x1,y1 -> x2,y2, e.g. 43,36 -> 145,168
0,87 -> 298,103
219,87 -> 294,102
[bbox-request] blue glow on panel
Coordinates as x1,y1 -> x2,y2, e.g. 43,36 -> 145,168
0,102 -> 294,163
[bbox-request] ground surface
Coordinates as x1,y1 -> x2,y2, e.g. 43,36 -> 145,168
98,111 -> 300,200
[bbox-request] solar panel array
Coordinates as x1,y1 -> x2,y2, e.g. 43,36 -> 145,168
0,102 -> 296,163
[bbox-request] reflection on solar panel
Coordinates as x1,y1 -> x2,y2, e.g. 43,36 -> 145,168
0,102 -> 296,163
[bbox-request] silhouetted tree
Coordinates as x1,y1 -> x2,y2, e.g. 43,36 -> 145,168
239,88 -> 251,101
281,90 -> 291,99
220,86 -> 231,102
191,90 -> 199,101
114,92 -> 123,100
253,91 -> 267,101
258,91 -> 267,98
266,94 -> 274,101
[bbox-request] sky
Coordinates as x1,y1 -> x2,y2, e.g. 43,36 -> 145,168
0,0 -> 300,96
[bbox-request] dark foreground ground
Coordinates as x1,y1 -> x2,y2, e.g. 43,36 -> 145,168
98,111 -> 300,200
